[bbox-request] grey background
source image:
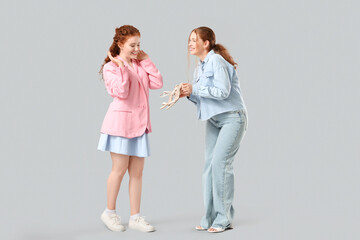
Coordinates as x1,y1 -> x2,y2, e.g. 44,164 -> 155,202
1,0 -> 359,239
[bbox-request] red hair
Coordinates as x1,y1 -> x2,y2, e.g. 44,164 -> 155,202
99,25 -> 140,76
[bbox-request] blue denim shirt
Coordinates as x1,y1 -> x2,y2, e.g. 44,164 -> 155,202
187,50 -> 246,120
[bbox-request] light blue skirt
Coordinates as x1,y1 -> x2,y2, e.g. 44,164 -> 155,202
97,133 -> 150,158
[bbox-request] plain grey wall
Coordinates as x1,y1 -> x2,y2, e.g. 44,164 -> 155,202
1,0 -> 359,239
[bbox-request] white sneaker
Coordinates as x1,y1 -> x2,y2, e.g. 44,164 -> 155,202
100,211 -> 126,232
128,216 -> 155,232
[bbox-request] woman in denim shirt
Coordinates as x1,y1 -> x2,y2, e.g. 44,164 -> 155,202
181,26 -> 248,233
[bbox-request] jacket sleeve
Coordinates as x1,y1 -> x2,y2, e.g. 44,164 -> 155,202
187,93 -> 199,105
103,64 -> 131,99
139,58 -> 163,89
192,65 -> 231,100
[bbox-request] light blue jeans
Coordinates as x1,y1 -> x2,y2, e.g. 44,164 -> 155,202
200,109 -> 248,229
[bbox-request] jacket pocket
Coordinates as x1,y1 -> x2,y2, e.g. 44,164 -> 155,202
113,110 -> 132,113
201,71 -> 214,86
204,71 -> 214,78
111,110 -> 133,132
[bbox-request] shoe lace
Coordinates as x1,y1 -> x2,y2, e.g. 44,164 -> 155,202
109,214 -> 121,225
138,216 -> 150,225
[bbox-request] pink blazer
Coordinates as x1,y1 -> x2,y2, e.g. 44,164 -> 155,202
100,56 -> 163,138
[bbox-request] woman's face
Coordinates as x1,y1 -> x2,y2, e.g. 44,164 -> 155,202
188,31 -> 207,57
119,35 -> 141,59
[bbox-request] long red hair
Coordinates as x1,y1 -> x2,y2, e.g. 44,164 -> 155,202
99,25 -> 140,77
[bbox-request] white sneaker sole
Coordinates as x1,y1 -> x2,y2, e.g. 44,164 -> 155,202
128,224 -> 155,232
100,215 -> 126,232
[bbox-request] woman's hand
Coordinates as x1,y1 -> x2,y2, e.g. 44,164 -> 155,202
180,83 -> 193,97
137,50 -> 149,61
108,51 -> 124,68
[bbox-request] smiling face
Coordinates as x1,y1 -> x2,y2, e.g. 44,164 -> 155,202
188,31 -> 209,57
119,35 -> 141,59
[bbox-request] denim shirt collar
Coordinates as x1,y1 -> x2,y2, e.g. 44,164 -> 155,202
200,49 -> 215,65
195,50 -> 214,82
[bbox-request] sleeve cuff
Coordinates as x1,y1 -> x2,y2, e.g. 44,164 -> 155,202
192,84 -> 199,95
187,93 -> 197,103
139,58 -> 153,66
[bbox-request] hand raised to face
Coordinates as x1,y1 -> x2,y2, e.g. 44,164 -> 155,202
137,50 -> 149,61
108,51 -> 124,68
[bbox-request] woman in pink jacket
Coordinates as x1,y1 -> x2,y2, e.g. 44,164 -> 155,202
98,25 -> 163,233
